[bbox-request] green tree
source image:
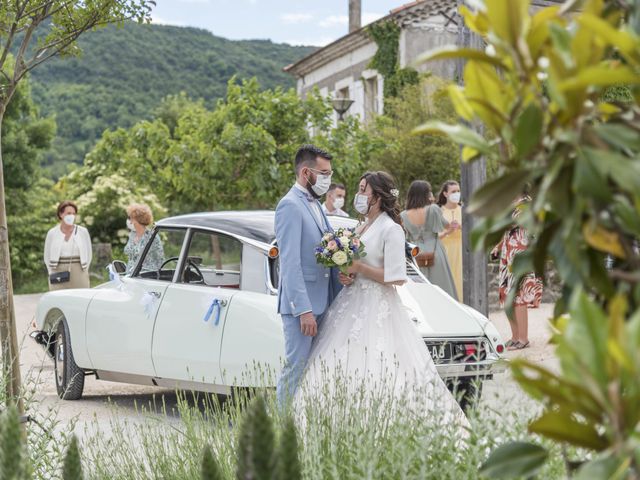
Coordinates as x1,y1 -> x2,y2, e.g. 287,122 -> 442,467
2,77 -> 56,289
418,0 -> 640,476
0,0 -> 154,412
371,77 -> 460,198
63,80 -> 384,246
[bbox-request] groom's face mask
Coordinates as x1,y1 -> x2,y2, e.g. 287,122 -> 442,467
305,167 -> 332,197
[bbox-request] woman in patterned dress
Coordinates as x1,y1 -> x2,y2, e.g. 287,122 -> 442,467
491,196 -> 543,350
124,203 -> 164,274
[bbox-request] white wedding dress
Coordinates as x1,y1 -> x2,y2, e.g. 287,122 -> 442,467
295,212 -> 469,430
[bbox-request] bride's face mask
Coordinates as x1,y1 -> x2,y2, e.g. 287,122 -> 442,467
353,193 -> 370,215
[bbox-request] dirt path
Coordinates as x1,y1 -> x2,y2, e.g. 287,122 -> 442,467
15,293 -> 556,435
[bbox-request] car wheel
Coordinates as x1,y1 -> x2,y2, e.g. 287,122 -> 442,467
448,378 -> 483,412
54,319 -> 85,400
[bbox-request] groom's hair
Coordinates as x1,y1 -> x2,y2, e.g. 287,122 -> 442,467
295,144 -> 332,174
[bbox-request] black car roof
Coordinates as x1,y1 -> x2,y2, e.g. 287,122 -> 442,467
156,210 -> 359,245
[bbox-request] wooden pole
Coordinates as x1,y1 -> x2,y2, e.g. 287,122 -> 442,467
456,0 -> 488,316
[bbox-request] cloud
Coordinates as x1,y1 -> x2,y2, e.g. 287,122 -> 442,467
285,36 -> 337,47
318,15 -> 348,28
281,13 -> 314,25
151,15 -> 186,27
363,12 -> 385,25
318,12 -> 385,29
174,0 -> 210,3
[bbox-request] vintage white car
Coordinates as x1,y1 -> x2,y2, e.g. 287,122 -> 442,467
33,211 -> 505,409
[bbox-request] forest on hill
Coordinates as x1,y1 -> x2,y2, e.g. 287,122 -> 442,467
26,21 -> 315,176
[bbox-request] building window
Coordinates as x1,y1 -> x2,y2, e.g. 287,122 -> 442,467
364,76 -> 379,121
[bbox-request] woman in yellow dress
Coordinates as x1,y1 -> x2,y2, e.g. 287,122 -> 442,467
437,181 -> 463,302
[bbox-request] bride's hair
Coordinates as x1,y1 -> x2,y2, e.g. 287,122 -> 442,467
359,171 -> 403,226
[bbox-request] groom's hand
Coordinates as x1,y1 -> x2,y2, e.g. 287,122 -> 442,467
300,312 -> 317,336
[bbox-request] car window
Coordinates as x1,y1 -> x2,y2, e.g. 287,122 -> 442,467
135,228 -> 187,281
182,231 -> 243,288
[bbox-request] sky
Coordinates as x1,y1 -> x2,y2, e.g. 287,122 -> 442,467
152,0 -> 408,46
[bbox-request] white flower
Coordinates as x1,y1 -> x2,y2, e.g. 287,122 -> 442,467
537,56 -> 550,69
390,188 -> 399,198
332,251 -> 348,266
339,236 -> 350,246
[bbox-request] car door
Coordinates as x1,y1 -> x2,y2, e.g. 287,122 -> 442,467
151,229 -> 242,385
85,228 -> 188,376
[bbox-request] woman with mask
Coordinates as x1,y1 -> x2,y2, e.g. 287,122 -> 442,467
43,200 -> 93,291
437,180 -> 463,301
400,180 -> 458,299
124,203 -> 164,274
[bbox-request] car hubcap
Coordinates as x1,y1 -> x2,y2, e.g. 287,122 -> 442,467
56,333 -> 65,385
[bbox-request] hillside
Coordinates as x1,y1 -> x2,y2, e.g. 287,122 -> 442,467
27,22 -> 315,176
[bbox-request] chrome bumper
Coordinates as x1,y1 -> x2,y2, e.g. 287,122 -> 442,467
435,354 -> 508,378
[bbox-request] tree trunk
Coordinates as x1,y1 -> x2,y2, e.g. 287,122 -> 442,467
457,1 -> 489,317
0,103 -> 24,413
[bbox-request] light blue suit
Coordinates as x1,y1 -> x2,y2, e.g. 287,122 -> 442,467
275,186 -> 341,406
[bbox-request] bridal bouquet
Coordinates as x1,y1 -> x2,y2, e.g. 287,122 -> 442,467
315,227 -> 366,274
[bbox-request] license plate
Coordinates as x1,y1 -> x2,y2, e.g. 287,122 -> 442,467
425,342 -> 452,363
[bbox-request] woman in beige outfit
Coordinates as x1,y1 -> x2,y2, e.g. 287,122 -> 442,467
43,201 -> 92,290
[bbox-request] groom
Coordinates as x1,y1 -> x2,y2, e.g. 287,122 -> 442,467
275,144 -> 347,407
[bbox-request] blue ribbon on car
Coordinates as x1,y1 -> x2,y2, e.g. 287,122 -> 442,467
203,298 -> 222,326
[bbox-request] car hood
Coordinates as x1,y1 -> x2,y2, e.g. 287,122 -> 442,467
397,282 -> 485,337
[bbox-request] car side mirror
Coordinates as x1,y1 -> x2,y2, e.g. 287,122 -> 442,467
111,260 -> 127,274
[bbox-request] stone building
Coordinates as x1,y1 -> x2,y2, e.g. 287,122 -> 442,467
284,0 -> 563,124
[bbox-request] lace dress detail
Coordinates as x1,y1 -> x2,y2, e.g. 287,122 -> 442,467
295,212 -> 469,431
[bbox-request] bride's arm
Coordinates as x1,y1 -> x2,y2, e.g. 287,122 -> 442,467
348,261 -> 405,286
347,223 -> 408,286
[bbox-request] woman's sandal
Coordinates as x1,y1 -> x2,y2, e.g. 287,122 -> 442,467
505,339 -> 516,348
507,340 -> 530,351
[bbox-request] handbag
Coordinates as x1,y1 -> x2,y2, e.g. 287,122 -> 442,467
49,271 -> 70,284
49,226 -> 76,284
415,208 -> 438,268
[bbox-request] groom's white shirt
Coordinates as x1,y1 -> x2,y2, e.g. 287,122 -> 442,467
294,182 -> 323,225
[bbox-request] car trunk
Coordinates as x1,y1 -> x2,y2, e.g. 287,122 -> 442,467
397,282 -> 485,337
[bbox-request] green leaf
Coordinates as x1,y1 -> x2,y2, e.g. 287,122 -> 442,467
574,454 -> 630,480
514,104 -> 543,157
560,66 -> 640,93
577,14 -> 640,66
467,169 -> 532,217
412,121 -> 491,153
479,442 -> 548,479
594,124 -> 640,152
528,410 -> 608,450
413,46 -> 507,69
581,147 -> 640,193
573,150 -> 613,202
549,22 -> 574,68
485,0 -> 529,46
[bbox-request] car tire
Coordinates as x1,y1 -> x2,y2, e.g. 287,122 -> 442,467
459,378 -> 483,412
54,319 -> 85,400
448,378 -> 483,412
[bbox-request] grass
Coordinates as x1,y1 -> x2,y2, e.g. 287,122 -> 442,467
79,367 -> 573,480
2,361 -> 575,479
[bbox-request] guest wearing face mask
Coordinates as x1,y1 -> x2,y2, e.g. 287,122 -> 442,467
43,200 -> 92,291
437,180 -> 463,301
123,203 -> 164,274
400,180 -> 458,299
322,183 -> 349,217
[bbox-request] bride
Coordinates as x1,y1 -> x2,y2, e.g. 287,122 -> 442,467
295,171 -> 468,430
